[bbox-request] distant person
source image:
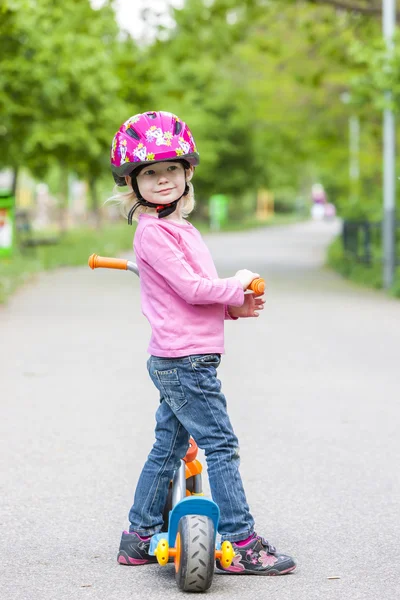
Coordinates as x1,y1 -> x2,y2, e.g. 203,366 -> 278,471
324,203 -> 337,220
311,183 -> 326,205
109,111 -> 296,575
311,183 -> 327,220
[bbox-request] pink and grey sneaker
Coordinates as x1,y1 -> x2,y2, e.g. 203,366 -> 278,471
216,533 -> 296,575
117,531 -> 158,566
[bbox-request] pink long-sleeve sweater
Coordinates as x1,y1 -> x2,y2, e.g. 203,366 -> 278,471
133,214 -> 244,357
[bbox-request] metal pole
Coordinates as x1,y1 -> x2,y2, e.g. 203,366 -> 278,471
171,460 -> 187,507
382,0 -> 396,289
349,115 -> 360,202
341,92 -> 360,204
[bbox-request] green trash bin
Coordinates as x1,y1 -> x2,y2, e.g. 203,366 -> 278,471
209,194 -> 228,231
0,191 -> 15,258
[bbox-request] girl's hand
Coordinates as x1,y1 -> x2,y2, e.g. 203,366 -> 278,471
234,269 -> 260,290
228,293 -> 265,319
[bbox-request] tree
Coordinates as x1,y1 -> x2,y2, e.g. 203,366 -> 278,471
0,0 -> 133,222
128,0 -> 382,214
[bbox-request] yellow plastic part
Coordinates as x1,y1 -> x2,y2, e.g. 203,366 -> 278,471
154,539 -> 169,566
219,541 -> 235,568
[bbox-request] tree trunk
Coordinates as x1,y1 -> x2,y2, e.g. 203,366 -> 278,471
89,176 -> 101,228
58,165 -> 69,233
11,167 -> 19,197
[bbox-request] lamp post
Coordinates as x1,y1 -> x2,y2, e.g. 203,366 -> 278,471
349,114 -> 360,203
382,0 -> 396,289
341,92 -> 360,205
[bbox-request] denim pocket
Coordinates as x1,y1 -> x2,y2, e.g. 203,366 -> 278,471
193,354 -> 221,368
155,368 -> 187,411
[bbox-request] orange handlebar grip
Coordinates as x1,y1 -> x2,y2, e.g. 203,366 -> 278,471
88,254 -> 128,270
248,277 -> 265,295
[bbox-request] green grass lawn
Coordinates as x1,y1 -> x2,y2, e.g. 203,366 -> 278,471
0,222 -> 135,304
0,213 -> 304,304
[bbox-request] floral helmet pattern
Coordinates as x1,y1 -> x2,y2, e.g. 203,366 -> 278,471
110,111 -> 200,186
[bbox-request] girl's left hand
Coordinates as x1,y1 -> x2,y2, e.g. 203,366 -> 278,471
228,293 -> 265,319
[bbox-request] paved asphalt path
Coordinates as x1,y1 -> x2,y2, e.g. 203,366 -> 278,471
1,219 -> 399,600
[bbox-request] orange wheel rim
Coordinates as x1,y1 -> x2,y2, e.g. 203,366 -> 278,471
174,532 -> 181,573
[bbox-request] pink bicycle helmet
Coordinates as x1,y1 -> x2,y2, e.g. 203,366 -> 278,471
110,111 -> 200,186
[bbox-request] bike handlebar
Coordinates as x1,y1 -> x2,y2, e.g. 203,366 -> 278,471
88,254 -> 265,294
249,277 -> 265,295
88,254 -> 128,270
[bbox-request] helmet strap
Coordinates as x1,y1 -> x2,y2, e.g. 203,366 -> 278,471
127,186 -> 189,225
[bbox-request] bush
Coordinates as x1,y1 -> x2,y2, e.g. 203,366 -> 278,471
327,235 -> 400,296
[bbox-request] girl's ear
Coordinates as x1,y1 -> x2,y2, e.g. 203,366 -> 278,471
124,175 -> 131,186
185,165 -> 194,182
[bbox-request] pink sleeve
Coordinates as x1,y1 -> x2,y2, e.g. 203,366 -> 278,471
140,226 -> 244,307
225,305 -> 238,320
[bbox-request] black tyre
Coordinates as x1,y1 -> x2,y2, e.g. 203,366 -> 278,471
175,515 -> 215,593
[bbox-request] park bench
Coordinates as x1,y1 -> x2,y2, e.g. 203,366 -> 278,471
16,210 -> 61,249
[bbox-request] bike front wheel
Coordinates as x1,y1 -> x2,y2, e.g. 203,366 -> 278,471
174,514 -> 215,592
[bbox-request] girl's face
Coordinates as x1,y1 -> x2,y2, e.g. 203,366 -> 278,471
135,161 -> 193,205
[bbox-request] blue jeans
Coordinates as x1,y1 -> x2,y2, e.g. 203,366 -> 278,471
128,354 -> 255,542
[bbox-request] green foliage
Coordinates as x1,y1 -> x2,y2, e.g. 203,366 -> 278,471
0,0 -> 396,223
0,0 -> 131,188
349,34 -> 400,111
123,0 -> 384,215
327,235 -> 400,296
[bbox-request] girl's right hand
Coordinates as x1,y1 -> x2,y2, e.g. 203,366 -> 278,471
234,269 -> 260,290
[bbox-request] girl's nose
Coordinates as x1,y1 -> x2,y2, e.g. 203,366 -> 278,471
157,172 -> 169,184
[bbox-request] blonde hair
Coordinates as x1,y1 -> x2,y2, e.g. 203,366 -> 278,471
107,181 -> 196,222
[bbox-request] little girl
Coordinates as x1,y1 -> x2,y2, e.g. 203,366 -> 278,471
110,111 -> 296,575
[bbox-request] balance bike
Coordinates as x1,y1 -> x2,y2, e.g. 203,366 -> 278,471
88,253 -> 265,591
150,436 -> 234,592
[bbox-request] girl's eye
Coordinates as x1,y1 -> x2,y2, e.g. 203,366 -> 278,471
143,170 -> 155,176
167,165 -> 177,171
